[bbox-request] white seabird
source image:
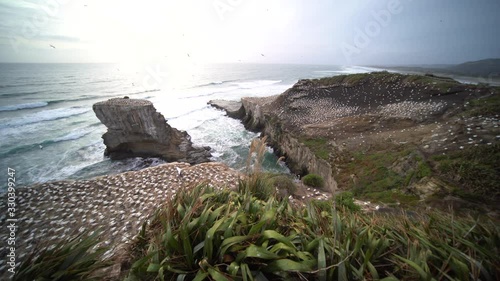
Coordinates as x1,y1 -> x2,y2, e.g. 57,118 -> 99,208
175,167 -> 183,178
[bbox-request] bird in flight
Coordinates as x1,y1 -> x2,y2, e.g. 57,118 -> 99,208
261,53 -> 265,57
49,44 -> 56,49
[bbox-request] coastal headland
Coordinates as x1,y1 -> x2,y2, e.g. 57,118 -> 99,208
210,71 -> 500,214
2,71 -> 499,279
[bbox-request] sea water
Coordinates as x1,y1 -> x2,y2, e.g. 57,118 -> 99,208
0,62 -> 374,190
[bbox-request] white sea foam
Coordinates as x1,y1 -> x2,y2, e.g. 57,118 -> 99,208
0,102 -> 48,111
336,66 -> 376,74
233,79 -> 282,89
52,127 -> 95,143
0,63 -> 311,188
0,107 -> 90,128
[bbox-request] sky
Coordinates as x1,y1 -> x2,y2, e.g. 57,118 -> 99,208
0,0 -> 499,66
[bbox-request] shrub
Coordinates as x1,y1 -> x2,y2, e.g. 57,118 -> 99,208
302,174 -> 325,188
13,231 -> 111,281
238,176 -> 275,201
124,183 -> 500,281
335,191 -> 361,212
268,174 -> 297,197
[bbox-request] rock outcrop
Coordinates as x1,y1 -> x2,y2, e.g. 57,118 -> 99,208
213,95 -> 338,191
93,98 -> 211,164
241,96 -> 337,191
208,100 -> 245,119
209,72 -> 500,207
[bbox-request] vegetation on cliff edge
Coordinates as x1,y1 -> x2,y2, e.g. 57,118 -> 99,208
16,174 -> 499,281
310,71 -> 463,93
123,184 -> 499,280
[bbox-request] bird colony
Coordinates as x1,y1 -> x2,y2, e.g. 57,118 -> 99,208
0,162 -> 241,272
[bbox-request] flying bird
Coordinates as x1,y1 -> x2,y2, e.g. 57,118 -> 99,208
49,44 -> 56,49
39,145 -> 43,150
261,53 -> 265,57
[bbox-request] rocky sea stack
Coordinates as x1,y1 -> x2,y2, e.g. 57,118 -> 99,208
93,98 -> 211,164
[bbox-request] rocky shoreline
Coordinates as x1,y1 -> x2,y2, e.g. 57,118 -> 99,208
0,162 -> 242,279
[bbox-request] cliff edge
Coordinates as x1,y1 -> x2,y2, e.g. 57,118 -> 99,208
211,72 -> 500,213
93,98 -> 211,164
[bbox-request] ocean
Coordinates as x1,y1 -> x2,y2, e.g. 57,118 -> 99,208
0,63 -> 376,190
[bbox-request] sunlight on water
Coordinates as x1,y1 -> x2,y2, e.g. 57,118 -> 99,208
0,63 -> 353,188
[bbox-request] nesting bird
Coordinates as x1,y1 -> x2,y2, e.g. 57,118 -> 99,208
0,162 -> 241,278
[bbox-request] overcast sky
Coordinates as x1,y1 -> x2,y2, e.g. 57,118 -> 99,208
0,0 -> 499,65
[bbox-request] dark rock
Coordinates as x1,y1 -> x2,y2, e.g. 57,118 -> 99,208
93,98 -> 211,164
208,100 -> 245,119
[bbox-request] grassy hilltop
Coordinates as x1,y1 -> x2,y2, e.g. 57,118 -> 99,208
251,72 -> 500,213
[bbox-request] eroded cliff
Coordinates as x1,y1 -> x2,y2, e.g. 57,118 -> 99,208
93,98 -> 211,164
211,72 -> 500,213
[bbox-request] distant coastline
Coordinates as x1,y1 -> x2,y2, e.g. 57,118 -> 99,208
371,58 -> 500,86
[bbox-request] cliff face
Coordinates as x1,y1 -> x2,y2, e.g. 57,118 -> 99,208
265,126 -> 337,191
210,72 -> 500,211
238,96 -> 337,191
93,98 -> 211,164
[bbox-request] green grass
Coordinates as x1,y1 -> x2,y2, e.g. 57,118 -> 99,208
362,190 -> 420,205
123,182 -> 499,281
341,149 -> 432,205
335,191 -> 361,212
15,165 -> 500,280
431,143 -> 500,201
311,73 -> 370,87
301,138 -> 329,160
465,92 -> 500,117
309,72 -> 463,93
266,174 -> 297,198
14,137 -> 500,280
302,174 -> 325,188
403,74 -> 460,92
13,231 -> 112,281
